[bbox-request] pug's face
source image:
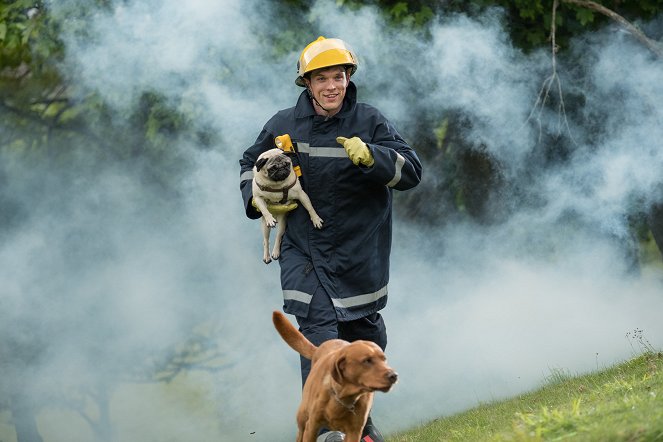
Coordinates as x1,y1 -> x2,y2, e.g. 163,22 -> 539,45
255,149 -> 293,183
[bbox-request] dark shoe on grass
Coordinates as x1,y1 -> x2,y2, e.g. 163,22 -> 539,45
361,416 -> 385,442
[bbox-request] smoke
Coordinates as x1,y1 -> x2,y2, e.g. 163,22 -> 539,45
1,0 -> 663,441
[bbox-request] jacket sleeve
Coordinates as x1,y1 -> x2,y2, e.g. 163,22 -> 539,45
239,128 -> 274,219
363,119 -> 423,191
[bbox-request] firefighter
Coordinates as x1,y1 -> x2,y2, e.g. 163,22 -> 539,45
239,36 -> 422,442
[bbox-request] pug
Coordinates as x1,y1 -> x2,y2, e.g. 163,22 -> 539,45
252,148 -> 323,264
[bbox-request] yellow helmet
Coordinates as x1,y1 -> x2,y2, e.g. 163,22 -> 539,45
295,36 -> 358,87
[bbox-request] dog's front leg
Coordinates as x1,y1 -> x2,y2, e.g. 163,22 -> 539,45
254,196 -> 277,227
271,214 -> 287,261
301,424 -> 319,442
261,217 -> 272,264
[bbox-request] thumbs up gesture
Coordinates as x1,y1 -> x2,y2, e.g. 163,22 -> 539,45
336,136 -> 374,167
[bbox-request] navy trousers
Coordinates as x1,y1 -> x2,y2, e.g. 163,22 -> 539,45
295,284 -> 388,386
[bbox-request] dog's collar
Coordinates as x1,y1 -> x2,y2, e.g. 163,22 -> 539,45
330,384 -> 357,414
256,175 -> 297,204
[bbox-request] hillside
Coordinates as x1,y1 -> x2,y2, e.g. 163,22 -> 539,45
388,351 -> 663,441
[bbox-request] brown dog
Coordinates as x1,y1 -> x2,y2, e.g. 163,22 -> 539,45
252,148 -> 323,264
272,311 -> 398,442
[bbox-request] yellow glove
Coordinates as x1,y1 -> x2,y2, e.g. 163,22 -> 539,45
336,136 -> 374,167
252,198 -> 298,215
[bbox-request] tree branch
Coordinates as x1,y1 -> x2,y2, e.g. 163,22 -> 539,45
520,0 -> 576,145
562,0 -> 663,58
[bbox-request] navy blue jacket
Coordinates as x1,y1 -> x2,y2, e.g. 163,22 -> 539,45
239,82 -> 422,321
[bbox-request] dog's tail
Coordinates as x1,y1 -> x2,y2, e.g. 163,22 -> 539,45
272,311 -> 317,360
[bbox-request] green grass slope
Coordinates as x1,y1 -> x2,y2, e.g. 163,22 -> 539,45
388,352 -> 663,441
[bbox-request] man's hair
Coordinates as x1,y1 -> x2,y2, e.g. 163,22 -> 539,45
304,65 -> 352,81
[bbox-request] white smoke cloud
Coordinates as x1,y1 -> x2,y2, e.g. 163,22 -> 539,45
2,0 -> 663,441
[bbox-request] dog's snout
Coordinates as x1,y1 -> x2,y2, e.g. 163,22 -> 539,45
387,370 -> 398,384
268,161 -> 291,181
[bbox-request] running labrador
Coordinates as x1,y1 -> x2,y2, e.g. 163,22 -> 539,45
252,148 -> 323,264
272,311 -> 398,442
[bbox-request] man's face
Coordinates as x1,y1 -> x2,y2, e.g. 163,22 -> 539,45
305,66 -> 349,116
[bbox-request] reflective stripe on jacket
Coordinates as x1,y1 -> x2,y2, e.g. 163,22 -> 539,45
239,82 -> 422,321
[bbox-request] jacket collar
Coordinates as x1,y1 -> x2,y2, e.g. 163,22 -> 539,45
294,81 -> 358,119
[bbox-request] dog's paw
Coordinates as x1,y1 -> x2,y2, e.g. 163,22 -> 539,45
311,216 -> 324,229
264,215 -> 277,228
263,255 -> 272,264
271,251 -> 280,261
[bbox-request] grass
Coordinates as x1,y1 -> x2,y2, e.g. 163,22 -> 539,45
387,351 -> 663,441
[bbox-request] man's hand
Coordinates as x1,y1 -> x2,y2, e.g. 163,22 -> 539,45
252,198 -> 298,215
336,136 -> 374,167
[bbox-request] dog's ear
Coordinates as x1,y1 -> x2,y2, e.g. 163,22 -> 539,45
332,356 -> 346,384
255,157 -> 269,172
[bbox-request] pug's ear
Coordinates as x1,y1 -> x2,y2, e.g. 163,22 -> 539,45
255,157 -> 269,172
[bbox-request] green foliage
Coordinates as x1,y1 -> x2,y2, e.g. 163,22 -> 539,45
1,2 -> 76,156
383,1 -> 434,26
467,0 -> 663,52
0,2 -> 63,111
0,2 -> 205,190
390,1 -> 408,19
326,0 -> 662,51
514,0 -> 544,20
575,8 -> 595,26
334,0 -> 436,28
1,1 -> 42,66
